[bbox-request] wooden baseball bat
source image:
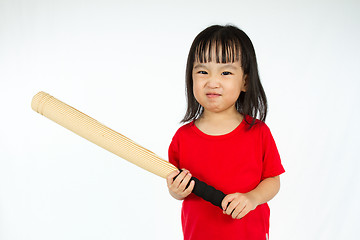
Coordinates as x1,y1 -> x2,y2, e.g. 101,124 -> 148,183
31,91 -> 226,208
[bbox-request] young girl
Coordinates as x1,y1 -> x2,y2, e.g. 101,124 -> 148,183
166,25 -> 285,240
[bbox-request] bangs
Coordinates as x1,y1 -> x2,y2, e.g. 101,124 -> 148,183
194,37 -> 241,64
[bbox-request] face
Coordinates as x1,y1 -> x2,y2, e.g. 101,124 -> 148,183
192,60 -> 247,115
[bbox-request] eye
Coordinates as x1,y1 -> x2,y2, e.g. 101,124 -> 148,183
197,71 -> 208,74
221,71 -> 232,76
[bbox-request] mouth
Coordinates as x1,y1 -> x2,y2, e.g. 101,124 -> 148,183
206,93 -> 222,98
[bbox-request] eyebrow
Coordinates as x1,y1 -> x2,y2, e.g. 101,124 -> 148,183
193,63 -> 239,70
221,64 -> 238,70
193,64 -> 207,69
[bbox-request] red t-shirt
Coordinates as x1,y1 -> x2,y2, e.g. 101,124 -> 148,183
168,116 -> 285,240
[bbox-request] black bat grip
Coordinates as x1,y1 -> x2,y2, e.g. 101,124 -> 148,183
175,170 -> 226,209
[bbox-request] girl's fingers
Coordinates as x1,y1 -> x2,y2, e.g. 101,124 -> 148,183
225,199 -> 240,216
166,170 -> 180,186
179,170 -> 192,190
236,206 -> 250,219
171,170 -> 187,188
183,179 -> 195,195
166,169 -> 194,200
221,194 -> 234,211
222,193 -> 255,219
232,202 -> 246,219
222,194 -> 247,219
222,194 -> 238,213
167,169 -> 192,192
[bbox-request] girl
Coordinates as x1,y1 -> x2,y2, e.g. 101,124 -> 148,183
166,25 -> 285,240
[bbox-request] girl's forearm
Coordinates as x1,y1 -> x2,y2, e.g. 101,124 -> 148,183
248,176 -> 281,206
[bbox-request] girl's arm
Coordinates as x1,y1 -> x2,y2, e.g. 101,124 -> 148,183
221,176 -> 281,219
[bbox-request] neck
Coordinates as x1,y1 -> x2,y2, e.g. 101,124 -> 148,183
200,106 -> 242,124
194,107 -> 244,136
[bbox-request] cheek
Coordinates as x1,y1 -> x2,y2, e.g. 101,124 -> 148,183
192,75 -> 204,92
225,82 -> 242,100
228,90 -> 241,101
192,81 -> 202,101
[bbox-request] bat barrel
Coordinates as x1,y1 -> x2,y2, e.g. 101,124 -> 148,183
31,91 -> 178,179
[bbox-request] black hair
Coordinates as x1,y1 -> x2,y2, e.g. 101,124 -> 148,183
181,24 -> 267,128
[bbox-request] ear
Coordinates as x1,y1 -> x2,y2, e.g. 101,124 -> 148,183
241,75 -> 248,92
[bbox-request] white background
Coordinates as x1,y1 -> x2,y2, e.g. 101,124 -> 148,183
1,0 -> 359,239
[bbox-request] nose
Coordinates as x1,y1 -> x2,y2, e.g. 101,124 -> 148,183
206,76 -> 220,88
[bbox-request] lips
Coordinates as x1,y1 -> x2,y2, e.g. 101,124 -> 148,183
206,93 -> 221,98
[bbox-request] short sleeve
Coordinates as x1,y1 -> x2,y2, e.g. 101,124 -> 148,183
168,132 -> 180,169
261,124 -> 285,180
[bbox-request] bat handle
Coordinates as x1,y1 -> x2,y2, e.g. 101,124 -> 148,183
175,170 -> 226,209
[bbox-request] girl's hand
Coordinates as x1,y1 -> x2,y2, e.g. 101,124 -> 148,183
221,192 -> 259,219
166,169 -> 195,201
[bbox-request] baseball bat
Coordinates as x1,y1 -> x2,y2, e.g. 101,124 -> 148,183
31,91 -> 226,209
